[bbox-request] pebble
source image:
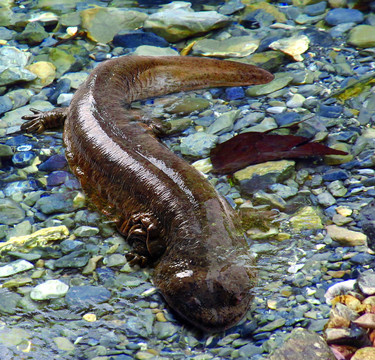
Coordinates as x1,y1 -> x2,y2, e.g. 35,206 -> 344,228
144,8 -> 228,42
326,225 -> 367,246
65,286 -> 111,310
289,206 -> 324,231
348,25 -> 375,48
30,279 -> 69,301
325,8 -> 364,26
180,132 -> 218,157
193,36 -> 259,57
234,160 -> 295,194
0,259 -> 34,277
81,7 -> 147,44
269,35 -> 310,61
246,73 -> 293,96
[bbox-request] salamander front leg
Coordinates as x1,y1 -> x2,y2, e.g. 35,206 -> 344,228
21,107 -> 68,133
119,213 -> 166,267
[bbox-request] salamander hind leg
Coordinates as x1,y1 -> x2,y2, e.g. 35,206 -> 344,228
21,107 -> 68,133
119,213 -> 166,267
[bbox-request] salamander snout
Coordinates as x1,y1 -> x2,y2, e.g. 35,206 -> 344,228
154,261 -> 255,332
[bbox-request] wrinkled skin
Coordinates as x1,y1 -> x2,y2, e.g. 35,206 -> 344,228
22,56 -> 273,331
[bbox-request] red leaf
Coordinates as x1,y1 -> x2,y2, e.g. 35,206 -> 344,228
210,132 -> 348,174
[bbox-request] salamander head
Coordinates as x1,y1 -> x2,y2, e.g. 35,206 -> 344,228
153,258 -> 256,332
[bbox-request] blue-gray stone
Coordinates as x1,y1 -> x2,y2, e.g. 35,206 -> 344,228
60,239 -> 85,254
49,78 -> 71,104
113,30 -> 169,48
0,27 -> 14,41
322,169 -> 349,181
302,28 -> 334,47
242,9 -> 276,29
38,154 -> 68,172
350,253 -> 375,264
54,249 -> 90,268
0,198 -> 25,225
12,151 -> 35,167
318,104 -> 342,118
5,135 -> 29,147
0,95 -> 12,115
325,8 -> 364,26
180,132 -> 218,157
225,87 -> 245,100
47,171 -> 71,187
4,180 -> 37,196
305,1 -> 327,16
274,112 -> 301,127
65,285 -> 111,310
36,191 -> 84,214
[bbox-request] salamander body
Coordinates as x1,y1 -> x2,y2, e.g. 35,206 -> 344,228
22,56 -> 274,331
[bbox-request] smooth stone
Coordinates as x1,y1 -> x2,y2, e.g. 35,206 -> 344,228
269,328 -> 335,360
144,9 -> 228,42
54,249 -> 90,268
53,337 -> 75,351
269,183 -> 298,199
289,206 -> 324,231
0,46 -> 36,86
318,104 -> 342,118
12,150 -> 36,167
81,7 -> 147,44
113,30 -> 169,48
325,8 -> 364,26
351,347 -> 375,360
0,198 -> 25,225
358,270 -> 375,296
269,35 -> 310,61
254,318 -> 286,333
234,160 -> 295,194
322,169 -> 349,181
6,88 -> 34,109
153,322 -> 179,340
36,191 -> 86,214
244,2 -> 286,22
286,93 -> 305,108
61,72 -> 88,89
132,45 -> 179,56
206,110 -> 239,135
15,21 -> 49,45
0,290 -> 22,314
326,225 -> 367,246
38,154 -> 68,172
180,132 -> 218,157
317,191 -> 336,207
65,285 -> 111,310
225,87 -> 245,100
246,72 -> 293,97
327,180 -> 347,197
324,280 -> 357,304
0,95 -> 12,114
0,259 -> 34,277
30,279 -> 69,301
0,226 -> 69,254
353,313 -> 375,330
305,1 -> 327,16
348,25 -> 375,48
241,8 -> 276,28
73,226 -> 99,237
1,101 -> 54,130
273,112 -> 301,126
193,36 -> 259,57
165,97 -> 210,115
106,254 -> 126,267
